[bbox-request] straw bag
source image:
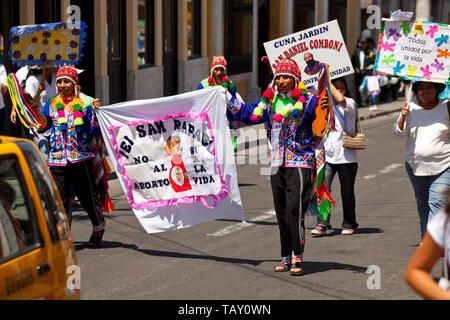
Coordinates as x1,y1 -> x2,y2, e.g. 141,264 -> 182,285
342,107 -> 365,150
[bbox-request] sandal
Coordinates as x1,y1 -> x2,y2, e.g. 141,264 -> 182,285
290,261 -> 304,276
88,229 -> 105,248
273,257 -> 291,272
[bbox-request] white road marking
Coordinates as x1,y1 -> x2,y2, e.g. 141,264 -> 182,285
362,163 -> 402,180
206,210 -> 276,237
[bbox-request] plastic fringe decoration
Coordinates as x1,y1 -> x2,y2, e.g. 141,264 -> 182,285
6,73 -> 44,131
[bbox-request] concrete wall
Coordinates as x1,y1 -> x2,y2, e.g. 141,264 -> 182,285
127,66 -> 164,101
178,57 -> 210,94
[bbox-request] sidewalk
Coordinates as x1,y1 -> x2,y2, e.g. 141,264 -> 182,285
358,97 -> 405,121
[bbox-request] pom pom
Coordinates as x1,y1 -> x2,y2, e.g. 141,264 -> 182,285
56,103 -> 64,111
208,77 -> 214,85
279,104 -> 293,118
253,106 -> 264,118
262,88 -> 274,101
73,111 -> 84,118
73,104 -> 82,112
221,76 -> 229,83
74,117 -> 84,126
250,114 -> 261,122
222,81 -> 229,89
59,123 -> 67,132
291,109 -> 300,117
272,114 -> 284,122
298,95 -> 306,104
290,88 -> 301,100
294,101 -> 304,112
58,117 -> 67,125
57,110 -> 65,118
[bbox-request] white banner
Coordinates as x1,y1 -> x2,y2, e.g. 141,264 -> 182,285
96,87 -> 243,233
263,20 -> 354,87
374,19 -> 450,84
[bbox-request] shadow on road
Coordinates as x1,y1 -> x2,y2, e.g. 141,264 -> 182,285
74,240 -> 273,267
306,227 -> 383,237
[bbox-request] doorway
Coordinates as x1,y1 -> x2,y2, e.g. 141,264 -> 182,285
163,0 -> 178,96
70,0 -> 95,98
107,0 -> 127,104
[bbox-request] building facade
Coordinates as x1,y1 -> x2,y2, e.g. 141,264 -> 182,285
0,0 -> 448,108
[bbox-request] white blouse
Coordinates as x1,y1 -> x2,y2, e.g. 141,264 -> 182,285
394,100 -> 450,176
324,97 -> 358,164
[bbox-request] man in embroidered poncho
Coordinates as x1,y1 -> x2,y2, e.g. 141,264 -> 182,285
226,58 -> 332,275
34,66 -> 110,248
198,56 -> 242,149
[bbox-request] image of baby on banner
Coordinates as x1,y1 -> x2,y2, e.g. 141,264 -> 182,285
307,63 -> 345,221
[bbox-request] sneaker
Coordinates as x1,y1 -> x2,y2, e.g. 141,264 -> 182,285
341,228 -> 355,235
311,226 -> 326,236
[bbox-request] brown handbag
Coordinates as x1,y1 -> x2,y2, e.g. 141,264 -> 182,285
342,107 -> 366,150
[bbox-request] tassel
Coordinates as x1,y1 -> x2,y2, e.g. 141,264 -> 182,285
262,88 -> 274,101
74,117 -> 84,126
272,114 -> 284,122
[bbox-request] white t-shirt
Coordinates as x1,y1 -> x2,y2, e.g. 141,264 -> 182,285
324,97 -> 358,164
0,65 -> 7,110
393,100 -> 450,176
427,208 -> 450,276
25,73 -> 57,110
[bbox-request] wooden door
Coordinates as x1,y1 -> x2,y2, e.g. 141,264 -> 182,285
163,0 -> 178,96
107,0 -> 127,104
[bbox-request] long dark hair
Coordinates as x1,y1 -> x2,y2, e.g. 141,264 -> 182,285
332,77 -> 352,98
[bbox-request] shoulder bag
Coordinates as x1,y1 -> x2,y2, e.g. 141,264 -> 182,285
342,106 -> 366,150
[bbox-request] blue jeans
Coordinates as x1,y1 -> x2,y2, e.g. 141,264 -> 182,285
368,94 -> 377,107
405,163 -> 450,238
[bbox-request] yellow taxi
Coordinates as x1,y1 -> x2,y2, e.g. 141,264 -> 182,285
0,136 -> 80,299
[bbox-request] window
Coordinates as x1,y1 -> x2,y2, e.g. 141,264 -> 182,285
294,0 -> 315,32
0,33 -> 4,65
20,142 -> 69,243
138,0 -> 155,66
35,0 -> 61,24
0,155 -> 42,262
187,0 -> 201,58
225,0 -> 253,74
328,0 -> 347,43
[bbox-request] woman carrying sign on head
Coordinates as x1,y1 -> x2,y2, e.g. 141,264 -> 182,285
226,58 -> 331,276
394,81 -> 450,241
34,66 -> 107,248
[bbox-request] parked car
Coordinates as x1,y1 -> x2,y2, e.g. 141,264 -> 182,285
0,136 -> 80,299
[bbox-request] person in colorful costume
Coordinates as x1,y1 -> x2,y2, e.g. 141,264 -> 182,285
197,56 -> 242,149
35,66 -> 110,248
226,58 -> 334,275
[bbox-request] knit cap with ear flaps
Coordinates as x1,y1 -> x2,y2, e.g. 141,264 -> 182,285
274,58 -> 301,83
210,56 -> 227,76
56,66 -> 79,86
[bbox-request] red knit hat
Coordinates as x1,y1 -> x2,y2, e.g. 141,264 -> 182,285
274,59 -> 301,82
210,56 -> 227,75
56,66 -> 79,86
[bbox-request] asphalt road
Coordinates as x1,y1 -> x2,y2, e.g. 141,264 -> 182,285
71,111 -> 443,300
